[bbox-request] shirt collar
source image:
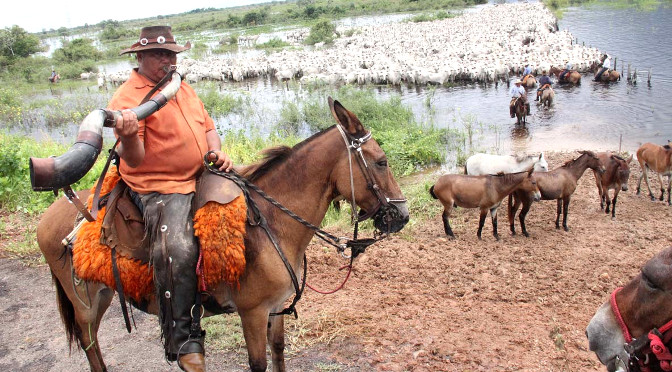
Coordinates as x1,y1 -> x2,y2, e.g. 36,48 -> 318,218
128,68 -> 157,89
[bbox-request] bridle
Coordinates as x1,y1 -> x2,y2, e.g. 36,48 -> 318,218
610,287 -> 672,372
204,124 -> 407,317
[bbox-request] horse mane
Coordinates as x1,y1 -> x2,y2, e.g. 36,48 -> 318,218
240,126 -> 336,182
611,154 -> 626,162
491,170 -> 527,185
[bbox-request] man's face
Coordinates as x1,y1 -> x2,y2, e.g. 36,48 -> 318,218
137,49 -> 177,83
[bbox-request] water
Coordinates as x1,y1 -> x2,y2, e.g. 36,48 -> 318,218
23,3 -> 672,161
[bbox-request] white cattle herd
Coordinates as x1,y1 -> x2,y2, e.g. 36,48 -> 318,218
100,3 -> 605,87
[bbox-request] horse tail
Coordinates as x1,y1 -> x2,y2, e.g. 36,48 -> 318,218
429,185 -> 438,199
52,271 -> 82,351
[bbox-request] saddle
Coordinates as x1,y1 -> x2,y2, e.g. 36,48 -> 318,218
540,83 -> 551,91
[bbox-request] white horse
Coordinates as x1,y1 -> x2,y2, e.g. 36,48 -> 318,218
465,152 -> 548,175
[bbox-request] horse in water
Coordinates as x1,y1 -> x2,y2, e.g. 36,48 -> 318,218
465,152 -> 548,175
539,85 -> 554,107
522,74 -> 536,88
36,97 -> 409,372
587,246 -> 672,372
636,142 -> 672,206
591,61 -> 621,82
429,168 -> 540,240
513,97 -> 528,125
549,66 -> 581,85
593,152 -> 633,218
508,151 -> 604,236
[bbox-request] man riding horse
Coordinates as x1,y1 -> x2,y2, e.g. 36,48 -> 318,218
559,61 -> 572,81
535,70 -> 552,102
110,26 -> 233,371
594,54 -> 611,81
509,79 -> 529,118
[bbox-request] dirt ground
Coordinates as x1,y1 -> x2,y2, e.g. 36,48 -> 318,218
1,151 -> 672,372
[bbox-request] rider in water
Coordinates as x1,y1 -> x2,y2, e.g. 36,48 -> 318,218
595,54 -> 611,81
536,70 -> 552,101
560,61 -> 572,81
509,79 -> 528,118
522,63 -> 533,85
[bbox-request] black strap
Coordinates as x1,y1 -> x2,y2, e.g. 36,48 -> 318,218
110,247 -> 132,333
63,185 -> 95,222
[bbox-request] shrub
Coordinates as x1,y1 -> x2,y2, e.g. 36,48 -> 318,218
305,19 -> 336,45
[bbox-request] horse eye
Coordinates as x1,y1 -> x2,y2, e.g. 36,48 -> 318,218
642,272 -> 659,291
377,160 -> 388,167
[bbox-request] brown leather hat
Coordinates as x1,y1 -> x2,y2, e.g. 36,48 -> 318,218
119,26 -> 191,55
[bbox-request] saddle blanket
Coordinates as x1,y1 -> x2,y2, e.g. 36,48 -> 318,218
72,168 -> 247,302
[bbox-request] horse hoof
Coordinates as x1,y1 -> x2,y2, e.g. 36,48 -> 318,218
563,226 -> 569,232
523,232 -> 530,237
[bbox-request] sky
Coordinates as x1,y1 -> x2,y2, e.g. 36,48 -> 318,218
1,0 -> 272,33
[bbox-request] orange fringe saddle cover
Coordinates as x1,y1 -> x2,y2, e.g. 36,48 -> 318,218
72,168 -> 247,302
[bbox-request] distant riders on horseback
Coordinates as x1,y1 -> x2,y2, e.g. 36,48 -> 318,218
536,70 -> 552,102
510,79 -> 529,118
522,63 -> 534,86
559,61 -> 572,81
594,54 -> 611,81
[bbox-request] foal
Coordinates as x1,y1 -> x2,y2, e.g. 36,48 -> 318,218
430,168 -> 539,240
593,152 -> 633,218
636,142 -> 672,205
509,151 -> 604,236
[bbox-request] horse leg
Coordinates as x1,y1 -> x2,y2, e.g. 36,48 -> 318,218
508,194 -> 521,235
594,172 -> 604,210
657,173 -> 666,201
562,197 -> 570,231
267,311 -> 286,372
555,199 -> 562,229
604,189 -> 611,214
490,206 -> 499,241
667,175 -> 672,206
240,308 -> 271,372
641,166 -> 655,200
442,208 -> 455,239
477,209 -> 487,240
519,200 -> 532,237
611,189 -> 619,218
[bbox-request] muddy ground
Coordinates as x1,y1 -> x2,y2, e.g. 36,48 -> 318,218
1,151 -> 671,372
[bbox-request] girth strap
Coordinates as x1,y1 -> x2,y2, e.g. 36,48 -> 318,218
110,247 -> 132,333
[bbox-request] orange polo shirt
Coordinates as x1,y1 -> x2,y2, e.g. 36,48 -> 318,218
108,69 -> 215,195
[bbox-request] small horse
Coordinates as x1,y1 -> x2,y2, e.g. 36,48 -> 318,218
429,168 -> 540,240
36,98 -> 410,372
49,73 -> 60,83
539,85 -> 554,107
636,142 -> 672,205
465,152 -> 548,175
509,151 -> 605,235
593,152 -> 633,218
587,246 -> 672,372
514,97 -> 528,125
549,66 -> 581,85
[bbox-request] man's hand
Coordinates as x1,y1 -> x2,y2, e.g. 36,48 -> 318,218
208,150 -> 233,172
114,109 -> 139,139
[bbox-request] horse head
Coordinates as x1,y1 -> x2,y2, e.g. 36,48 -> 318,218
612,154 -> 633,191
328,97 -> 409,234
587,246 -> 672,372
518,167 -> 541,202
579,150 -> 606,174
535,152 -> 549,172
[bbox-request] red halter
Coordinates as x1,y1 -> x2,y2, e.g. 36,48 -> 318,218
611,287 -> 672,372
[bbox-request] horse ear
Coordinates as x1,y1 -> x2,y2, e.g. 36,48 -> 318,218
626,154 -> 633,164
328,97 -> 365,136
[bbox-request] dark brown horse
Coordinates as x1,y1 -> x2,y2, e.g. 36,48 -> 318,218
508,151 -> 605,236
429,168 -> 540,240
587,246 -> 672,372
593,152 -> 633,218
36,98 -> 409,372
514,97 -> 528,125
591,61 -> 621,82
636,142 -> 672,206
549,66 -> 581,85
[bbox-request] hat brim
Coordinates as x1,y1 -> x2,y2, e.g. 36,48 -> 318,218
119,41 -> 191,56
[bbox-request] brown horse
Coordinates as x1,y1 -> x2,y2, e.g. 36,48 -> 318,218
636,142 -> 672,205
539,85 -> 554,107
522,74 -> 537,88
593,152 -> 633,218
429,168 -> 540,240
514,97 -> 528,125
587,246 -> 672,372
549,66 -> 581,85
508,151 -> 605,235
591,61 -> 621,82
36,98 -> 410,372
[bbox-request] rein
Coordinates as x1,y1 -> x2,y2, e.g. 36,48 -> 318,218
611,287 -> 672,372
203,125 -> 404,316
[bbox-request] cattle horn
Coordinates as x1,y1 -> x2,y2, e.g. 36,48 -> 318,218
29,70 -> 182,192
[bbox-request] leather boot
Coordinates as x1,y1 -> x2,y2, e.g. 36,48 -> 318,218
178,352 -> 205,372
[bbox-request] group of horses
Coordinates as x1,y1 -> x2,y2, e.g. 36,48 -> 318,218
512,63 -> 620,126
430,142 -> 672,372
